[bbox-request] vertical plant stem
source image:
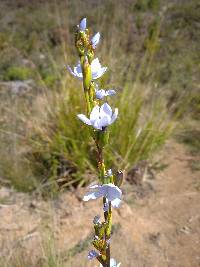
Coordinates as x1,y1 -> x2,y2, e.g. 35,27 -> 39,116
80,56 -> 92,116
98,144 -> 111,267
74,19 -> 119,267
103,198 -> 112,267
84,90 -> 91,115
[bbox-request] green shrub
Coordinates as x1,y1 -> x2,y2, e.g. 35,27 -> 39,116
4,66 -> 33,81
24,77 -> 174,191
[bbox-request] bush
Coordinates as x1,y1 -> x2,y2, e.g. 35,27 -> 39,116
4,66 -> 33,81
24,77 -> 174,191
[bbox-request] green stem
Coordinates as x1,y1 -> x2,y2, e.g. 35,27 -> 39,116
84,90 -> 91,115
79,49 -> 112,267
104,200 -> 112,267
80,55 -> 92,116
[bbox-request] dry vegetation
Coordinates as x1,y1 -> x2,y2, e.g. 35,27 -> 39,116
0,0 -> 199,192
0,0 -> 199,266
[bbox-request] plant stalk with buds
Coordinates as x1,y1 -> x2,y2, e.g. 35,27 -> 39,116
67,18 -> 122,267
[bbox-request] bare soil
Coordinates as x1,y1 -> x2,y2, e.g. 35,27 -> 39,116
0,140 -> 199,267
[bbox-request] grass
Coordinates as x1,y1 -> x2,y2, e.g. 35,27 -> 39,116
0,0 -> 199,193
0,223 -> 121,267
0,231 -> 64,267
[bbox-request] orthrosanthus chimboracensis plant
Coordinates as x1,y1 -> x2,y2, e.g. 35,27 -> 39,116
67,18 -> 123,267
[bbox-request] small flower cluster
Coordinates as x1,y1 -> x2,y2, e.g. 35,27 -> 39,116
68,18 -> 118,131
67,18 -> 122,267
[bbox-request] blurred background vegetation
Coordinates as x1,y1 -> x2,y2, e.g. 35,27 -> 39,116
0,0 -> 199,195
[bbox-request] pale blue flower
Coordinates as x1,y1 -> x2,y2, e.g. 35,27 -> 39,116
99,258 -> 121,267
88,250 -> 99,260
90,58 -> 107,79
67,62 -> 82,80
79,18 -> 87,31
95,89 -> 116,100
83,183 -> 122,208
91,32 -> 100,49
67,58 -> 107,80
77,103 -> 118,130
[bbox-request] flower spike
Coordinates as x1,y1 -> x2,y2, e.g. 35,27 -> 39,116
72,17 -> 122,266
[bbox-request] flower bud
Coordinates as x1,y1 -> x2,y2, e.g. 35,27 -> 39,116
79,18 -> 87,31
83,57 -> 92,90
107,169 -> 112,176
105,169 -> 113,183
87,49 -> 94,64
89,82 -> 95,104
91,32 -> 100,49
94,221 -> 106,240
93,236 -> 106,252
88,249 -> 99,260
114,170 -> 124,187
93,215 -> 101,225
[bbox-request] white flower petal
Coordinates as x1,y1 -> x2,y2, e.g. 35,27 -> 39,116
67,62 -> 83,79
98,116 -> 111,128
74,63 -> 82,74
100,103 -> 112,117
91,32 -> 100,48
111,198 -> 121,208
99,258 -> 121,267
92,67 -> 107,79
92,72 -> 100,80
106,89 -> 116,96
84,183 -> 122,209
110,258 -> 121,267
90,105 -> 100,123
74,64 -> 83,79
107,169 -> 113,176
91,58 -> 101,71
99,67 -> 107,77
92,119 -> 102,130
95,89 -> 116,99
67,66 -> 75,76
83,192 -> 96,201
101,183 -> 122,202
89,184 -> 99,189
91,58 -> 107,80
77,114 -> 91,125
83,190 -> 103,201
110,108 -> 118,124
95,89 -> 106,99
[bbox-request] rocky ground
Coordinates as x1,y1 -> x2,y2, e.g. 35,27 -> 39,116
0,140 -> 199,267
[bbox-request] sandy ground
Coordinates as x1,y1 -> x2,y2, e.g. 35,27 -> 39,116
0,140 -> 199,267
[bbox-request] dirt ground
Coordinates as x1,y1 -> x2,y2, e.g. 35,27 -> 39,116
0,140 -> 199,267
